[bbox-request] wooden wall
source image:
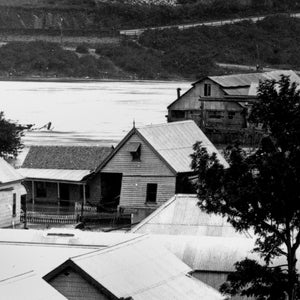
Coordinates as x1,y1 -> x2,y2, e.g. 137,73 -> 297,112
0,182 -> 23,228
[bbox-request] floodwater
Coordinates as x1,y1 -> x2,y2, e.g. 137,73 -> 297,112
1,80 -> 190,146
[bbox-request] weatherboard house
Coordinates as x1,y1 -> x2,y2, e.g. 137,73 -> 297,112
0,157 -> 26,228
167,70 -> 300,145
99,120 -> 228,222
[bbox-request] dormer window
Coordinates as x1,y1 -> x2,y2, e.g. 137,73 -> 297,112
126,142 -> 141,161
204,83 -> 211,96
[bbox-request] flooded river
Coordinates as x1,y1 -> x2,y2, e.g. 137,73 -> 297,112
1,80 -> 190,146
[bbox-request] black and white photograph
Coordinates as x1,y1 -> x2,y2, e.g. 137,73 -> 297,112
0,0 -> 300,299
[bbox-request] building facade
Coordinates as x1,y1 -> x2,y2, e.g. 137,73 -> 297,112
167,70 -> 300,146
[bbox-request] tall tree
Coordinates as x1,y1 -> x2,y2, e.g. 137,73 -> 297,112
0,111 -> 23,158
191,75 -> 300,299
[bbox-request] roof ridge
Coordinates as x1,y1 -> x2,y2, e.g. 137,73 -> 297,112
137,120 -> 193,129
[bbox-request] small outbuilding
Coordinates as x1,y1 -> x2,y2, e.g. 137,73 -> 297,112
0,157 -> 26,228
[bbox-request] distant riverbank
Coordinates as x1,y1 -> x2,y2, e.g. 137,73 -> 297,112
0,76 -> 183,83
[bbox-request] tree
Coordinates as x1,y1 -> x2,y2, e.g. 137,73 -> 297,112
191,75 -> 300,300
0,112 -> 23,158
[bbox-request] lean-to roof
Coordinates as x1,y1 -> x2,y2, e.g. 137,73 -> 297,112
18,168 -> 91,182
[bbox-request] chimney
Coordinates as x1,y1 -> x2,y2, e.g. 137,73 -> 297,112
177,88 -> 181,99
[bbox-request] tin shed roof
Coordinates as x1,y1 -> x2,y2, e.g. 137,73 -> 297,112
46,236 -> 225,300
207,70 -> 299,88
137,120 -> 228,173
0,271 -> 67,300
131,194 -> 250,238
22,146 -> 113,171
0,157 -> 23,184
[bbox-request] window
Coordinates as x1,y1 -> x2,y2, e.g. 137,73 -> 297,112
204,83 -> 211,96
12,193 -> 16,217
146,183 -> 157,203
208,110 -> 224,119
36,182 -> 47,198
131,147 -> 141,161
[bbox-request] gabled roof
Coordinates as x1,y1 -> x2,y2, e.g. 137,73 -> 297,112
0,271 -> 67,300
131,194 -> 250,238
45,236 -> 225,300
100,121 -> 228,174
22,146 -> 113,171
0,157 -> 23,185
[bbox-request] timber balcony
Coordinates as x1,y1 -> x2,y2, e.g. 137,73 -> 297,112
21,200 -> 129,226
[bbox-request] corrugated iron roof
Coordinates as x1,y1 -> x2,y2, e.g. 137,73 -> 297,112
18,168 -> 91,182
131,194 -> 250,238
209,70 -> 300,88
0,157 -> 23,184
0,228 -> 137,248
22,146 -> 113,171
137,120 -> 228,173
65,236 -> 225,300
0,272 -> 67,300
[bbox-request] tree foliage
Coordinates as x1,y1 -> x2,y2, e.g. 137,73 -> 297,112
191,75 -> 300,299
0,112 -> 23,159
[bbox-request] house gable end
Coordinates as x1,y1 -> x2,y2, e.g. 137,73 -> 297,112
101,131 -> 175,176
44,260 -> 118,300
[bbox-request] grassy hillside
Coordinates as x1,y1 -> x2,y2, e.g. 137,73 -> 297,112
0,15 -> 299,80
